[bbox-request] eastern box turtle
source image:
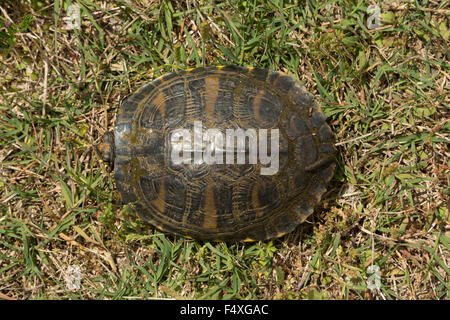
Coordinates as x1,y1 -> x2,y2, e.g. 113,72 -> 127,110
96,66 -> 336,242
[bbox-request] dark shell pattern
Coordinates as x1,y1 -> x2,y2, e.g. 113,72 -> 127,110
112,66 -> 336,242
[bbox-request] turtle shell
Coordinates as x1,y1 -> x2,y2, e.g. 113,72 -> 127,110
109,66 -> 336,242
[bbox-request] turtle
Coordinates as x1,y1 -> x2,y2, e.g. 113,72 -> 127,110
96,65 -> 336,242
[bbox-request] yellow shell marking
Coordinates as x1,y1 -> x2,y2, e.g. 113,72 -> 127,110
151,91 -> 166,122
251,182 -> 262,217
202,185 -> 217,230
150,178 -> 166,213
275,231 -> 287,238
205,76 -> 219,120
252,90 -> 265,123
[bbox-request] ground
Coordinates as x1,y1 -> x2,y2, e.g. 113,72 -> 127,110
0,0 -> 448,300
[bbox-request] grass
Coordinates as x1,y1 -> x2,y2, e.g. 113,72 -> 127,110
0,0 -> 449,300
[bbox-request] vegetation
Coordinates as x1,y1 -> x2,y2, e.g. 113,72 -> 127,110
0,0 -> 448,299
